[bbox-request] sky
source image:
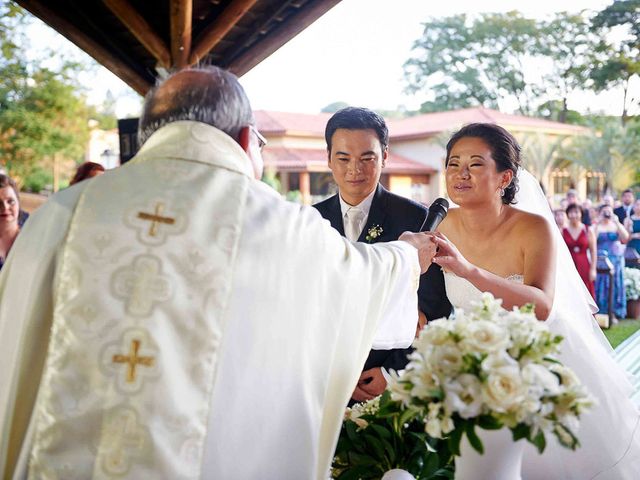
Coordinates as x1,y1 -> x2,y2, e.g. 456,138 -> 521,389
26,0 -> 638,118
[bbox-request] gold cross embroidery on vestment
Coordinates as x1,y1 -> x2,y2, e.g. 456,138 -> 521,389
112,339 -> 155,383
137,203 -> 176,237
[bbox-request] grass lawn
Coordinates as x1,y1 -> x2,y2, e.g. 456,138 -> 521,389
603,319 -> 640,349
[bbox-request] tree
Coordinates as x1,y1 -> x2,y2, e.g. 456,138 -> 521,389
561,120 -> 640,194
538,12 -> 597,123
590,0 -> 640,123
519,132 -> 569,191
404,12 -> 542,115
321,101 -> 349,113
0,3 -> 92,187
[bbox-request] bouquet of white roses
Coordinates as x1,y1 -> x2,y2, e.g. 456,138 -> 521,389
388,293 -> 594,456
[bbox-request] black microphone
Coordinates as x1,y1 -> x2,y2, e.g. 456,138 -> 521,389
421,198 -> 449,232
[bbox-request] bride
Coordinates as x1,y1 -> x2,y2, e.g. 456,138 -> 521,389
429,123 -> 640,479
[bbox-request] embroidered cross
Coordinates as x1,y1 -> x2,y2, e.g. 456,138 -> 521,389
112,254 -> 172,317
112,339 -> 155,383
137,203 -> 175,237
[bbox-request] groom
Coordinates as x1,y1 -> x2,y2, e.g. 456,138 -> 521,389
314,107 -> 451,403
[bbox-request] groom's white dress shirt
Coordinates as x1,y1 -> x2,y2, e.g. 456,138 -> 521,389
339,190 -> 375,242
0,121 -> 420,480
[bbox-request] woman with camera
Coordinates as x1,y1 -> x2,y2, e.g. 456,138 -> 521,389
594,203 -> 629,321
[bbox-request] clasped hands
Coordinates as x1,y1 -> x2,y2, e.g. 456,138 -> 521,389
399,231 -> 471,277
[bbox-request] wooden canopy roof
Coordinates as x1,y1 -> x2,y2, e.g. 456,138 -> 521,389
16,0 -> 341,95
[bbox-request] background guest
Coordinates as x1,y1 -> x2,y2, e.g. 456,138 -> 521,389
554,208 -> 567,229
595,204 -> 629,321
0,174 -> 22,271
566,188 -> 591,226
625,198 -> 640,259
563,204 -> 596,298
614,188 -> 635,223
69,161 -> 105,186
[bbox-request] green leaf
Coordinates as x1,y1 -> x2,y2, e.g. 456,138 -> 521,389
477,415 -> 502,430
465,422 -> 484,454
533,430 -> 547,454
511,423 -> 530,442
448,425 -> 464,457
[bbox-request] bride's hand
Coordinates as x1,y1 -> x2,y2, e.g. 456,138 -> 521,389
429,232 -> 474,278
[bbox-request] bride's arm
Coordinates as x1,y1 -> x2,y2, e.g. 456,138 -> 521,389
430,218 -> 555,320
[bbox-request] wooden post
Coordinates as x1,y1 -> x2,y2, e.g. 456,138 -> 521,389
299,171 -> 311,205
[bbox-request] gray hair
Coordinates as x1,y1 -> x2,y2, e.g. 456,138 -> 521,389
138,66 -> 254,146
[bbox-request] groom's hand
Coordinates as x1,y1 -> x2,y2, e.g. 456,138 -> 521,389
398,231 -> 437,273
354,368 -> 387,401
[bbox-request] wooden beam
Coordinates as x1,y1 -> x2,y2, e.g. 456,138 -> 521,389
189,0 -> 259,65
228,0 -> 342,77
170,0 -> 192,69
103,0 -> 171,68
16,0 -> 152,95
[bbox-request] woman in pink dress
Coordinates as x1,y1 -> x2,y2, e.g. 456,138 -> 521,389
562,203 -> 596,298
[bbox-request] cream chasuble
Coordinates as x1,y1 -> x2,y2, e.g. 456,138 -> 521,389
0,121 -> 420,480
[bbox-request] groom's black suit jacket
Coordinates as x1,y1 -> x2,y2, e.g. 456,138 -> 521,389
313,184 -> 452,375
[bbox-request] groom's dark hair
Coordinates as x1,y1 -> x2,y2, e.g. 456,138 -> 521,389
325,107 -> 389,153
445,123 -> 521,205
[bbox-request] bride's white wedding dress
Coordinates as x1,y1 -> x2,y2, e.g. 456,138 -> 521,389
444,263 -> 640,479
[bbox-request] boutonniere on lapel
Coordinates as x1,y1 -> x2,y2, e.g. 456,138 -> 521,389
365,225 -> 383,243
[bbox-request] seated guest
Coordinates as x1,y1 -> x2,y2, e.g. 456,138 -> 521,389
69,161 -> 105,185
314,107 -> 451,403
0,174 -> 22,271
562,204 -> 596,298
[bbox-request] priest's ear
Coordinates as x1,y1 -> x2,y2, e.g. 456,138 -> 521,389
238,125 -> 264,180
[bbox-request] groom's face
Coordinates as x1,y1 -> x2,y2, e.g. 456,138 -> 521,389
327,128 -> 386,206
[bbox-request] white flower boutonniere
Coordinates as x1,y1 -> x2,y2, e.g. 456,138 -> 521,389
365,225 -> 383,243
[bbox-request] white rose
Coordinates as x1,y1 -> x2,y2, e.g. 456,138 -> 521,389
522,363 -> 561,396
415,319 -> 452,349
433,344 -> 464,375
481,362 -> 526,412
460,320 -> 510,354
444,374 -> 483,419
410,369 -> 441,400
482,351 -> 518,371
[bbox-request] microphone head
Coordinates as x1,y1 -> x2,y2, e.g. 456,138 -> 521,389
430,197 -> 449,215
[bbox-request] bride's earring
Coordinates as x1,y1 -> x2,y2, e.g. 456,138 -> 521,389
499,187 -> 506,197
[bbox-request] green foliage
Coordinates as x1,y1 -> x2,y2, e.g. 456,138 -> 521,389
405,11 -> 596,116
261,168 -> 282,193
22,165 -> 52,193
590,1 -> 640,122
561,119 -> 640,193
0,3 -> 93,183
332,392 -> 454,479
321,101 -> 350,113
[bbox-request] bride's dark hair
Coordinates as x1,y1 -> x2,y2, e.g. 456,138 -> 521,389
445,123 -> 521,205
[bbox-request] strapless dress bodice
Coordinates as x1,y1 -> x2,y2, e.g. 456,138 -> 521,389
443,271 -> 523,312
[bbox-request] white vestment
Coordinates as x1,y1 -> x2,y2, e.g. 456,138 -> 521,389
0,121 -> 420,479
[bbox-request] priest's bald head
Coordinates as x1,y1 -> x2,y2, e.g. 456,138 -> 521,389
138,66 -> 265,179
